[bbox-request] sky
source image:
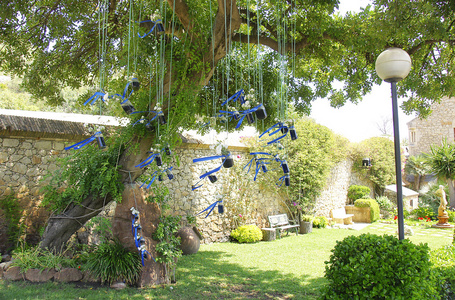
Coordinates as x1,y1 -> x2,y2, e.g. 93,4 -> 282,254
308,0 -> 417,143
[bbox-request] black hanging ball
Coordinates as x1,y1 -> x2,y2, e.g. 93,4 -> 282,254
158,113 -> 167,125
208,174 -> 218,183
218,204 -> 224,214
284,175 -> 290,187
121,100 -> 136,115
96,133 -> 106,149
281,160 -> 290,174
255,104 -> 267,120
165,146 -> 172,156
155,155 -> 162,166
131,78 -> 140,92
289,126 -> 298,140
223,154 -> 234,168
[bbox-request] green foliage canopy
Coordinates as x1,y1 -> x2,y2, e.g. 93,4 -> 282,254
0,0 -> 454,119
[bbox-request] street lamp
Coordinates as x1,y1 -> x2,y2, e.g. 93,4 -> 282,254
375,48 -> 412,240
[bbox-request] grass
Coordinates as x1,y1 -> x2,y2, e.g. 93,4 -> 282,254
1,223 -> 453,299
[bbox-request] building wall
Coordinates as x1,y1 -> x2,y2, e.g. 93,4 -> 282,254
408,97 -> 455,156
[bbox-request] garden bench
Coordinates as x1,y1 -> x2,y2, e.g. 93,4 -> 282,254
331,207 -> 354,225
265,214 -> 300,239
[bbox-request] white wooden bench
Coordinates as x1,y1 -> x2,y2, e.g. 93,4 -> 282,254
265,214 -> 300,238
331,207 -> 354,225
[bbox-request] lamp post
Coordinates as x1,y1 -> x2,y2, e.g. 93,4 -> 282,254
375,48 -> 412,240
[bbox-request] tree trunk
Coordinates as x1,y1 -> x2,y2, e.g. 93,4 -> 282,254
448,179 -> 455,208
111,184 -> 167,286
41,135 -> 156,252
40,0 -> 240,253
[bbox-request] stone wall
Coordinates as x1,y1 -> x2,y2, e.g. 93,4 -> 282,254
1,110 -> 372,250
0,137 -> 72,247
407,97 -> 455,156
166,145 -> 285,243
0,133 -> 287,248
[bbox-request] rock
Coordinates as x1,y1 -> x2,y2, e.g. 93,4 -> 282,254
3,139 -> 20,147
54,268 -> 83,282
4,266 -> 24,281
110,281 -> 127,290
2,254 -> 12,262
25,268 -> 56,282
1,261 -> 13,270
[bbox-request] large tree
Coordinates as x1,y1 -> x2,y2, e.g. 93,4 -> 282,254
1,0 -> 454,251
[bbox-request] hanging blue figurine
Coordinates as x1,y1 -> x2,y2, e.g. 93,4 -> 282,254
65,131 -> 106,150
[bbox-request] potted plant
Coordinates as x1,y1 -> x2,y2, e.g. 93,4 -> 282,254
300,214 -> 314,234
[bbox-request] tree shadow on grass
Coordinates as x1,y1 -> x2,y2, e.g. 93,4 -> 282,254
171,250 -> 327,299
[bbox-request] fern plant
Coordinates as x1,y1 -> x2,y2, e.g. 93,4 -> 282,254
85,240 -> 142,285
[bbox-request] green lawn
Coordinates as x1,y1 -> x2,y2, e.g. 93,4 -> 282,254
1,223 -> 453,299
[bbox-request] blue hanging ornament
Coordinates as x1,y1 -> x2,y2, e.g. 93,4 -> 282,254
208,174 -> 217,183
218,200 -> 224,214
289,125 -> 298,140
65,131 -> 106,150
255,104 -> 267,120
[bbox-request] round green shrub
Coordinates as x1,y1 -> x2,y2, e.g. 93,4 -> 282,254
347,185 -> 371,203
313,216 -> 328,228
230,225 -> 262,243
323,233 -> 436,299
354,198 -> 380,222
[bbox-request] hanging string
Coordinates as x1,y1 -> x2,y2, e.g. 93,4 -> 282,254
127,0 -> 132,80
167,0 -> 177,133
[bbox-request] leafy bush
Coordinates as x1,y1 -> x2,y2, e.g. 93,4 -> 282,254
448,209 -> 455,223
12,245 -> 75,272
230,225 -> 262,243
354,198 -> 380,222
323,234 -> 436,299
85,240 -> 142,285
412,206 -> 436,220
430,245 -> 455,299
375,196 -> 395,219
347,185 -> 370,203
313,216 -> 328,228
0,194 -> 25,251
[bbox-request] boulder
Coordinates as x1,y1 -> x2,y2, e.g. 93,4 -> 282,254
2,254 -> 12,262
110,281 -> 127,290
54,268 -> 83,282
4,266 -> 24,281
25,268 -> 56,282
0,261 -> 13,270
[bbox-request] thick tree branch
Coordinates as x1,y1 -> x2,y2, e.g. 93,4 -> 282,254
166,0 -> 196,40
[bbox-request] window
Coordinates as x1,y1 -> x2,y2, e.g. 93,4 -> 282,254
410,131 -> 416,143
